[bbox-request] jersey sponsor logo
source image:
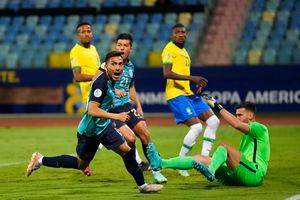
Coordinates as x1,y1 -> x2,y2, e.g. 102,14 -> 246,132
94,89 -> 102,97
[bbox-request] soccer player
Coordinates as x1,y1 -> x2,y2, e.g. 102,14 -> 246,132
110,33 -> 167,183
26,51 -> 163,193
70,22 -> 101,176
70,22 -> 100,105
149,97 -> 270,187
95,33 -> 167,182
161,23 -> 220,176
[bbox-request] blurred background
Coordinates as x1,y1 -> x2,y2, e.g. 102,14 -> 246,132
0,0 -> 299,115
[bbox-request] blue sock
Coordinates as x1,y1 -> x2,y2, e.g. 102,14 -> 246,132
122,146 -> 145,186
42,155 -> 79,169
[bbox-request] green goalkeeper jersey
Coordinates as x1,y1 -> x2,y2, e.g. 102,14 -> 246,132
239,122 -> 270,176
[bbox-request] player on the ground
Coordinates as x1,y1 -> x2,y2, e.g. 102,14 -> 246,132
149,97 -> 270,186
26,51 -> 163,193
98,33 -> 167,183
161,23 -> 220,176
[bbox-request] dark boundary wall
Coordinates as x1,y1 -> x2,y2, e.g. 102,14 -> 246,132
0,65 -> 299,113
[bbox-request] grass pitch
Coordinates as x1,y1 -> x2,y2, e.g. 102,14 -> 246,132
0,125 -> 299,200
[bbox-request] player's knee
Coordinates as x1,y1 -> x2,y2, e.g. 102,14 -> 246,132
126,135 -> 136,147
190,122 -> 203,132
206,115 -> 220,129
219,142 -> 229,148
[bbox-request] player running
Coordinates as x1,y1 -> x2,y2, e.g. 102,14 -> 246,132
101,33 -> 167,183
26,51 -> 163,193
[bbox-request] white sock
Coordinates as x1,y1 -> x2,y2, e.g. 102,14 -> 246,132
179,123 -> 203,156
135,148 -> 142,164
38,156 -> 44,165
201,115 -> 220,156
98,143 -> 104,151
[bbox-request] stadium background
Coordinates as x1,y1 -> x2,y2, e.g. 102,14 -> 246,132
0,0 -> 299,116
0,1 -> 300,200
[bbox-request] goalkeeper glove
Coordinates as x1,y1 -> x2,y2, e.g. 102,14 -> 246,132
200,93 -> 223,112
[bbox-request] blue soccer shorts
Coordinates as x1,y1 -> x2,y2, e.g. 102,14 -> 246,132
167,94 -> 210,124
76,123 -> 125,161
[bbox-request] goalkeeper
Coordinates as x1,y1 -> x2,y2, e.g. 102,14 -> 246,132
147,94 -> 270,186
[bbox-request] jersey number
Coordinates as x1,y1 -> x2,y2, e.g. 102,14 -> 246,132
120,77 -> 129,87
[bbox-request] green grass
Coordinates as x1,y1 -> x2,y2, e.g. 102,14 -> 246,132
0,125 -> 299,200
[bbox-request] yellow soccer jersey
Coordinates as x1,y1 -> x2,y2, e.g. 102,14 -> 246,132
161,41 -> 193,100
70,44 -> 101,103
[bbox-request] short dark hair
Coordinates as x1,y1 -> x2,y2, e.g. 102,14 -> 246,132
76,22 -> 92,31
235,101 -> 256,113
116,33 -> 133,46
172,23 -> 185,30
104,51 -> 123,62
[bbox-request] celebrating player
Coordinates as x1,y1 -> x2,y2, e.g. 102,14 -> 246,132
99,33 -> 167,183
26,51 -> 163,193
161,23 -> 220,176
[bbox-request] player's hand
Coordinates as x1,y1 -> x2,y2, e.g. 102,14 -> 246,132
201,93 -> 217,108
200,93 -> 223,112
117,112 -> 130,122
137,105 -> 144,117
115,89 -> 127,98
190,76 -> 208,87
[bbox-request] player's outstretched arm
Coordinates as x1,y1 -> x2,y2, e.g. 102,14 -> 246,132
201,94 -> 249,133
88,101 -> 130,122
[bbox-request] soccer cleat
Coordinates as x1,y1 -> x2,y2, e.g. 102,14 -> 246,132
192,160 -> 215,182
146,143 -> 162,171
177,169 -> 190,177
83,165 -> 92,176
139,183 -> 163,193
26,152 -> 42,177
139,161 -> 150,171
152,171 -> 168,183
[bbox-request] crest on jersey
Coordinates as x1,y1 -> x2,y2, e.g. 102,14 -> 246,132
186,107 -> 192,115
71,57 -> 76,65
94,89 -> 102,98
165,52 -> 171,61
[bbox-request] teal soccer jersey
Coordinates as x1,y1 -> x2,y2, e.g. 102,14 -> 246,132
113,61 -> 135,107
77,73 -> 116,137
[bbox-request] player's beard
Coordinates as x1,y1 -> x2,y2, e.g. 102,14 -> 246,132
174,41 -> 185,49
82,41 -> 91,48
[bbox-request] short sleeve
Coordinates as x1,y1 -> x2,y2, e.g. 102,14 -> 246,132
70,49 -> 82,69
248,122 -> 268,139
162,50 -> 174,65
89,75 -> 107,103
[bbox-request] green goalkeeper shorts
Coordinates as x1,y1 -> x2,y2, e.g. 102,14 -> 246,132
215,154 -> 265,186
